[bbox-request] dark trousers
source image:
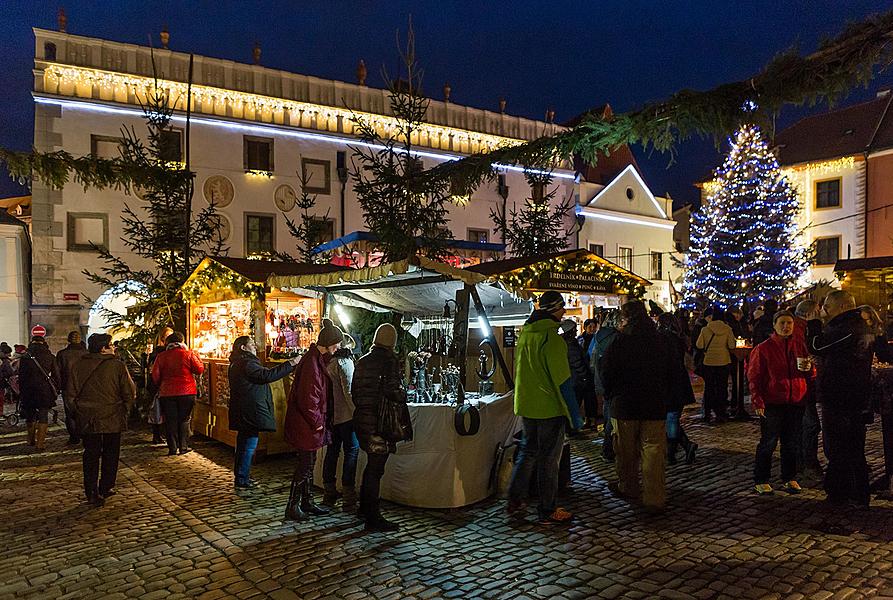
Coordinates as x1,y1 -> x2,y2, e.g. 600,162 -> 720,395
323,421 -> 359,488
63,398 -> 79,441
702,365 -> 729,418
823,409 -> 869,505
160,395 -> 194,452
508,415 -> 566,518
82,432 -> 121,499
799,400 -> 822,472
602,398 -> 615,456
293,449 -> 317,483
360,452 -> 390,518
754,405 -> 804,484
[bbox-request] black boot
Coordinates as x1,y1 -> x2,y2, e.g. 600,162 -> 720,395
680,430 -> 698,465
284,474 -> 307,521
300,479 -> 330,516
364,497 -> 398,532
667,440 -> 678,465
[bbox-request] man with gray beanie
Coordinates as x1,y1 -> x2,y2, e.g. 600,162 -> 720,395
507,291 -> 583,525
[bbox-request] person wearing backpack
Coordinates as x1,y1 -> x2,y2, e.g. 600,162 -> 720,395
696,307 -> 736,423
19,335 -> 59,451
67,333 -> 136,506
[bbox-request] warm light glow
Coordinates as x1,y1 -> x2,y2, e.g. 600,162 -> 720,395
783,156 -> 856,175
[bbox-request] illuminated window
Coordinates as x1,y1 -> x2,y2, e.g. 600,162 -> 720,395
815,179 -> 841,209
813,237 -> 840,266
651,251 -> 663,279
246,214 -> 275,255
244,136 -> 274,172
618,246 -> 633,271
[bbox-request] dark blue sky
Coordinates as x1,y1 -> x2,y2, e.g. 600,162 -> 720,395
2,1 -> 892,205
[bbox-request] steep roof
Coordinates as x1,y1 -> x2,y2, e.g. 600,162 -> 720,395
774,92 -> 893,165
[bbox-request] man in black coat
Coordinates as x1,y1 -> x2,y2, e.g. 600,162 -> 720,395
752,299 -> 779,346
561,320 -> 596,429
807,290 -> 891,507
56,331 -> 88,445
227,335 -> 300,489
20,336 -> 59,451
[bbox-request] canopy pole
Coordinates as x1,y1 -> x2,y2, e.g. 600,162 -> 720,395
450,286 -> 471,405
469,285 -> 514,389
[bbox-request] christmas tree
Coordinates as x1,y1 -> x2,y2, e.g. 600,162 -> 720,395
683,125 -> 807,308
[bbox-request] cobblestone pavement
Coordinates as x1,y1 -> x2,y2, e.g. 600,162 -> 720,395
2,406 -> 893,600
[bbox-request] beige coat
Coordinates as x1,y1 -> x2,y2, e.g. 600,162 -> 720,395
696,319 -> 736,366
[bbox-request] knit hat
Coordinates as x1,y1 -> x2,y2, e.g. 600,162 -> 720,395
317,318 -> 345,347
373,323 -> 398,349
538,291 -> 565,314
559,319 -> 577,336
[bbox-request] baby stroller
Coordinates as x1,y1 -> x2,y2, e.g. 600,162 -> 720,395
0,374 -> 21,426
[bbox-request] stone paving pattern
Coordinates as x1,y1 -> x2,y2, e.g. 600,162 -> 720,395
2,406 -> 893,600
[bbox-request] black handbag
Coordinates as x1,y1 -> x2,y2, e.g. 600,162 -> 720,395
377,375 -> 413,443
693,333 -> 715,378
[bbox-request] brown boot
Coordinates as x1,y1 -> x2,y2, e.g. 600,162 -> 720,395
322,483 -> 341,506
35,423 -> 48,451
26,422 -> 36,446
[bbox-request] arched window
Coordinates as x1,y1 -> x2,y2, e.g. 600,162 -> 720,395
87,281 -> 147,339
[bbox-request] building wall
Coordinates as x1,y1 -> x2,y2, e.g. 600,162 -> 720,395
0,226 -> 30,346
867,150 -> 893,258
782,157 -> 865,285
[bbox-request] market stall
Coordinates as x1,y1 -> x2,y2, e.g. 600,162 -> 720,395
268,256 -> 531,508
180,257 -> 342,454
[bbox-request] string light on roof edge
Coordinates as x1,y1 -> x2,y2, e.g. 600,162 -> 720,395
682,124 -> 808,309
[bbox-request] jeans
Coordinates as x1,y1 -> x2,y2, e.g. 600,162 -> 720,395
160,395 -> 194,452
613,419 -> 666,508
754,404 -> 804,484
508,415 -> 567,518
323,421 -> 359,488
666,411 -> 681,441
234,430 -> 259,485
82,432 -> 121,499
799,400 -> 822,472
360,452 -> 390,519
702,365 -> 729,418
823,409 -> 869,505
602,398 -> 615,456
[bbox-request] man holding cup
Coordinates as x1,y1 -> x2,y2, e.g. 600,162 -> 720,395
748,310 -> 811,495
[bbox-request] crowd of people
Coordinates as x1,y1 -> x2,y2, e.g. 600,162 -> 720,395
4,285 -> 890,525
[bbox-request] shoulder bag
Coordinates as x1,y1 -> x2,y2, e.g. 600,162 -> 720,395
376,374 -> 413,443
693,333 -> 716,378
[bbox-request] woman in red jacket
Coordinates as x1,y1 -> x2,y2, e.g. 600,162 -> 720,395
151,332 -> 205,456
747,310 -> 811,495
283,319 -> 344,521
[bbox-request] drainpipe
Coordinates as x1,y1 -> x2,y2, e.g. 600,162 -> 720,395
337,151 -> 348,237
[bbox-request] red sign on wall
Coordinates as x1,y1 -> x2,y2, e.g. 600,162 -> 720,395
31,325 -> 47,337
63,293 -> 80,301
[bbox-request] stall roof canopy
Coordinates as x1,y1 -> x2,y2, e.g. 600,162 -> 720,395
835,256 -> 893,281
310,230 -> 505,255
208,257 -> 342,283
269,256 -> 530,318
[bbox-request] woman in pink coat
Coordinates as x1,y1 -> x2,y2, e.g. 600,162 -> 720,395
283,319 -> 344,521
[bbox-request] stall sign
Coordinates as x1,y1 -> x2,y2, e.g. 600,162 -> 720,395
537,272 -> 613,293
63,293 -> 80,301
503,328 -> 516,348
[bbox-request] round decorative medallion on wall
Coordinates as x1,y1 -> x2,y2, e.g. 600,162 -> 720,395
212,212 -> 232,241
274,184 -> 297,212
202,175 -> 235,208
625,187 -> 635,201
133,184 -> 149,201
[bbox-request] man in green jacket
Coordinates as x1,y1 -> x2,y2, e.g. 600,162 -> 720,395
507,291 -> 583,525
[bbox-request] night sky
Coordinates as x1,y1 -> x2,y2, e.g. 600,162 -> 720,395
2,0 -> 892,206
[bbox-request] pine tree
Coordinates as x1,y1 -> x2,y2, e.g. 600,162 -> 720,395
683,125 -> 807,308
490,169 -> 574,258
85,74 -> 225,352
277,173 -> 331,263
349,23 -> 453,262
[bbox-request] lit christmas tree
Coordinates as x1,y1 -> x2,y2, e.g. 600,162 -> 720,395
683,125 -> 808,309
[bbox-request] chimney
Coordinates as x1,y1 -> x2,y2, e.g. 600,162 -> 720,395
253,41 -> 261,65
356,59 -> 367,86
499,97 -> 506,114
159,26 -> 170,49
546,108 -> 555,123
57,7 -> 67,32
443,83 -> 451,103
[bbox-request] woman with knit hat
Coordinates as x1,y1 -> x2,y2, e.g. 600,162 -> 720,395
283,318 -> 344,521
352,322 -> 410,532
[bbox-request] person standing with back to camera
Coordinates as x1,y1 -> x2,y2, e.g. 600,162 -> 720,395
151,332 -> 204,456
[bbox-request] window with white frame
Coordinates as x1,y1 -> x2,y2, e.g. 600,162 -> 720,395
618,246 -> 633,271
651,251 -> 663,279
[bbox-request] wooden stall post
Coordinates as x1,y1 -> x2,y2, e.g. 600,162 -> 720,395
469,285 -> 514,389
